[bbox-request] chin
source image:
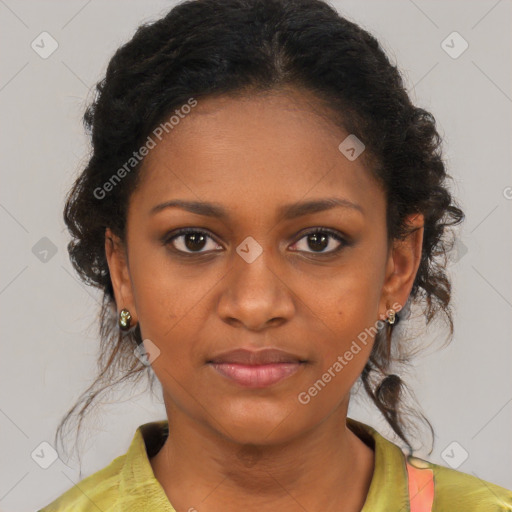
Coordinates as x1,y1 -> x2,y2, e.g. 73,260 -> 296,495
214,406 -> 308,446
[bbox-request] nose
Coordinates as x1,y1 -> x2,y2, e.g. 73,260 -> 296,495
216,244 -> 295,331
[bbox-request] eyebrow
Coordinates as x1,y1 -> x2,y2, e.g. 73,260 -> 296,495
150,197 -> 364,220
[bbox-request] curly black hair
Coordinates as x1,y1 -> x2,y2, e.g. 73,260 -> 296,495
55,0 -> 465,466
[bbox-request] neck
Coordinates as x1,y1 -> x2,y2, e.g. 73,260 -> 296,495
150,402 -> 375,512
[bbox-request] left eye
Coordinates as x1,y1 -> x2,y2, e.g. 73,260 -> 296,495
166,228 -> 222,254
291,229 -> 347,254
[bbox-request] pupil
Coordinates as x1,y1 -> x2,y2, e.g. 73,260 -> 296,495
309,232 -> 328,252
185,233 -> 206,251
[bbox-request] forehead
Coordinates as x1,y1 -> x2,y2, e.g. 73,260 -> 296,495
130,90 -> 385,222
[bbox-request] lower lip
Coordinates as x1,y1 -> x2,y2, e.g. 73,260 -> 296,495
209,362 -> 304,388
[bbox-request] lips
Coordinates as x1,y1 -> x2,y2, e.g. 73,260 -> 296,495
210,362 -> 303,388
207,348 -> 307,388
208,348 -> 305,365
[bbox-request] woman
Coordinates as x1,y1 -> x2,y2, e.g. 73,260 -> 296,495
39,0 -> 512,510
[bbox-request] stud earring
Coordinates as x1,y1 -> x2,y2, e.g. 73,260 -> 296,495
386,309 -> 399,325
119,308 -> 132,331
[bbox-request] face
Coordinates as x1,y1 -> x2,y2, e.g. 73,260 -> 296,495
106,88 -> 423,445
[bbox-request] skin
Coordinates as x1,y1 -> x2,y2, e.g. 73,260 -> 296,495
105,88 -> 424,512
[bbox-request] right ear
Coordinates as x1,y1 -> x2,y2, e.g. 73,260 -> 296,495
104,227 -> 138,325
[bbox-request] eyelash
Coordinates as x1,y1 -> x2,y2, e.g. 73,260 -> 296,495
163,227 -> 349,257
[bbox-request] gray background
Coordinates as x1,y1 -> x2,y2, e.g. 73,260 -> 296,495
0,0 -> 511,510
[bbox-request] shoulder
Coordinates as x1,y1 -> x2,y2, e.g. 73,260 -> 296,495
37,421 -> 169,512
408,456 -> 512,511
37,454 -> 126,512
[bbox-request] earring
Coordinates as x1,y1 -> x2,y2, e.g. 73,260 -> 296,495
386,309 -> 399,325
119,308 -> 132,331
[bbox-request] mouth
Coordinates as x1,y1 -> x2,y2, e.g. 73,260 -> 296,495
208,362 -> 305,388
207,348 -> 307,388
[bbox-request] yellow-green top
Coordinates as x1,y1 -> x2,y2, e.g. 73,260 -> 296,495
38,417 -> 512,511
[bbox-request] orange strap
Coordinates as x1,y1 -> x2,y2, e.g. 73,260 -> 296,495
406,461 -> 435,512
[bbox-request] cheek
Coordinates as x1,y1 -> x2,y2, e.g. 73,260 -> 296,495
129,259 -> 221,375
304,260 -> 382,335
300,265 -> 381,384
128,246 -> 215,341
297,317 -> 376,417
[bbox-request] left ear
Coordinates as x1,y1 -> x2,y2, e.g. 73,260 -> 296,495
379,213 -> 424,318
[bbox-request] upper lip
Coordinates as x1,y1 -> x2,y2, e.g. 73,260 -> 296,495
208,348 -> 306,365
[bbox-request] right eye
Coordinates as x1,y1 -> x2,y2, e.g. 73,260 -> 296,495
164,228 -> 223,255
